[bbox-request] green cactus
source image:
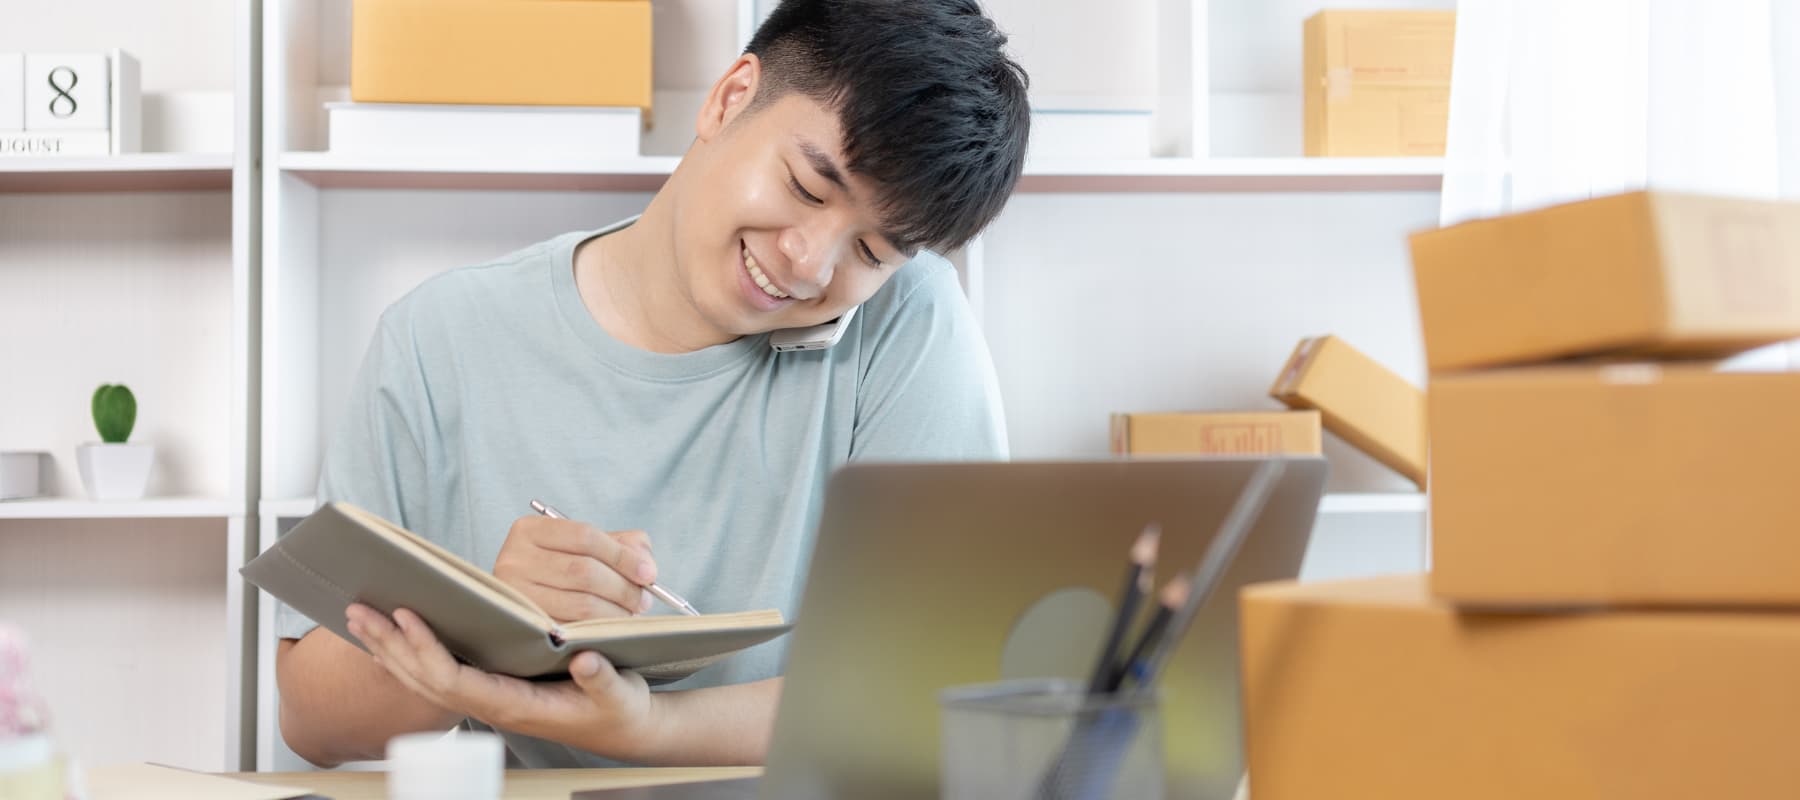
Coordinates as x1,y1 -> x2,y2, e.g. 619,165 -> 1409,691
92,384 -> 136,444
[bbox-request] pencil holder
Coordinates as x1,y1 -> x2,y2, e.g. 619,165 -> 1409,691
939,678 -> 1164,800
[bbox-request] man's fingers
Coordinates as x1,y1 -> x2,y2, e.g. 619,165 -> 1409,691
569,651 -> 621,694
533,553 -> 650,612
613,529 -> 653,554
348,606 -> 433,696
528,581 -> 649,621
527,519 -> 658,586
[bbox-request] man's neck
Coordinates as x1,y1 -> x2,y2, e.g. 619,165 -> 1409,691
574,196 -> 737,354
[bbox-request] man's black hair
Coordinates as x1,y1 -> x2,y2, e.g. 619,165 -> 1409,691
745,0 -> 1030,254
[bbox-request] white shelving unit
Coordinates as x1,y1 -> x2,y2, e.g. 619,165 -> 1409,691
1318,493 -> 1428,514
0,0 -> 260,774
5,0 -> 1447,774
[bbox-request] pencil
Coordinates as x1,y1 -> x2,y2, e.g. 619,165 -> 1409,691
1107,575 -> 1188,692
1085,522 -> 1159,696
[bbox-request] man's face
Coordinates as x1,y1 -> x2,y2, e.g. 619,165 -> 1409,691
672,74 -> 915,339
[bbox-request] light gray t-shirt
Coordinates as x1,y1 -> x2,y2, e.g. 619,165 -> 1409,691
275,218 -> 1008,766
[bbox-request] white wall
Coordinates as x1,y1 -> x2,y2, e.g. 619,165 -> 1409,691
983,190 -> 1436,493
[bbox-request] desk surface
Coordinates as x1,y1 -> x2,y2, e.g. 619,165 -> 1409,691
228,768 -> 762,800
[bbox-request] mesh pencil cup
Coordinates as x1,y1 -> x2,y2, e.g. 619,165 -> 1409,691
939,678 -> 1164,800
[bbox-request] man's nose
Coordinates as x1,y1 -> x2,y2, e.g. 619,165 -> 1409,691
779,227 -> 839,297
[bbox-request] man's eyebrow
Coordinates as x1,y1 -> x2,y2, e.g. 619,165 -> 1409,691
797,137 -> 915,259
796,138 -> 848,192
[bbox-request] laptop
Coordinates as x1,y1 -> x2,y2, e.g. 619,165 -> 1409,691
577,457 -> 1326,800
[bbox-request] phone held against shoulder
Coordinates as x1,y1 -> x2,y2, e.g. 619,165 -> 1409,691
770,306 -> 859,352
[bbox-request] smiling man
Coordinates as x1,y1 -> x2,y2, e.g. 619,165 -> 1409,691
272,0 -> 1029,770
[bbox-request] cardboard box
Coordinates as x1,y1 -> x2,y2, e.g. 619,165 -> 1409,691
1411,191 -> 1800,372
1109,411 -> 1322,456
1270,336 -> 1426,488
351,0 -> 653,113
1303,10 -> 1454,157
1430,363 -> 1800,607
1241,574 -> 1800,800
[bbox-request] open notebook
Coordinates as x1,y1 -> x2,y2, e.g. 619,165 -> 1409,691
242,502 -> 790,684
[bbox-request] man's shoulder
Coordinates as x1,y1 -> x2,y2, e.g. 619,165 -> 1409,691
858,250 -> 962,328
376,230 -> 580,336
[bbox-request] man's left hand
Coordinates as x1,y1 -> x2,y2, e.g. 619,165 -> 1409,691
344,603 -> 665,760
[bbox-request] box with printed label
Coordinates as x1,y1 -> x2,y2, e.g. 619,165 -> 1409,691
352,0 -> 653,113
1430,362 -> 1800,607
1270,335 -> 1426,488
1410,191 -> 1800,371
1109,411 -> 1322,456
1241,574 -> 1800,800
1303,10 -> 1454,156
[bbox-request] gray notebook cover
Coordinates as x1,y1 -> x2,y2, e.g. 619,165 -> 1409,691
241,502 -> 791,684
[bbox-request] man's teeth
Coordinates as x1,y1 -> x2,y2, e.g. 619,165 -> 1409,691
744,250 -> 790,299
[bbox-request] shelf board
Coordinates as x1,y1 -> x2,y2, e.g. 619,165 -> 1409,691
280,152 -> 679,191
1318,493 -> 1427,514
0,152 -> 234,193
0,496 -> 240,520
260,497 -> 319,519
278,152 -> 1441,193
1017,157 -> 1444,192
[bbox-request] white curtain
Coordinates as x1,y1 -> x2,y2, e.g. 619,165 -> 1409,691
1441,0 -> 1799,367
1440,0 -> 1796,227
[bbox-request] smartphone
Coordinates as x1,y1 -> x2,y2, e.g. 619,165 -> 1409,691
770,306 -> 859,352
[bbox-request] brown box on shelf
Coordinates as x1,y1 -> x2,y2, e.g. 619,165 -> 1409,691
1109,411 -> 1322,456
351,0 -> 653,112
1410,190 -> 1800,372
1240,574 -> 1800,800
1270,335 -> 1426,488
1302,10 -> 1455,157
1430,363 -> 1800,607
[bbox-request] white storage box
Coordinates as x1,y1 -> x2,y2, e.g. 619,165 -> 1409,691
0,452 -> 46,500
1028,95 -> 1153,159
327,102 -> 642,158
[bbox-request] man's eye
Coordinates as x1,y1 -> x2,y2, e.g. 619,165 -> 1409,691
788,174 -> 823,204
859,241 -> 883,267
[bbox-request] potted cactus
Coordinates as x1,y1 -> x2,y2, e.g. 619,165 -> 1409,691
75,384 -> 153,501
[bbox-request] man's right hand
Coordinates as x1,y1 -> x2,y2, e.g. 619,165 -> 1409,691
493,516 -> 658,622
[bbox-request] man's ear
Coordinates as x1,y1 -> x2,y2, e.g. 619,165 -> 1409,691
696,54 -> 762,143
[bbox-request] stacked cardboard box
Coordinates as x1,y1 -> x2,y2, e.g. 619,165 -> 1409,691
1303,10 -> 1455,157
352,0 -> 653,111
1240,190 -> 1800,799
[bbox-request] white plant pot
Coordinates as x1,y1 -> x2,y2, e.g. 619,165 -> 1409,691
76,443 -> 153,501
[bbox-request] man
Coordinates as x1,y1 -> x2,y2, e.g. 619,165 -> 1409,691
273,0 -> 1030,769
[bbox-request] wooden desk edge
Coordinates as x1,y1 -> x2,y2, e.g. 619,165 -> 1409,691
226,767 -> 764,800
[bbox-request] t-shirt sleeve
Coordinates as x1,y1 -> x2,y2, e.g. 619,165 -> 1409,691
849,257 -> 1010,461
273,312 -> 435,641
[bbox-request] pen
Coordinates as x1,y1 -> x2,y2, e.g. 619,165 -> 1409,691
530,499 -> 703,616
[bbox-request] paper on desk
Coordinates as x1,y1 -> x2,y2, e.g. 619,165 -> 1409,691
86,763 -> 315,800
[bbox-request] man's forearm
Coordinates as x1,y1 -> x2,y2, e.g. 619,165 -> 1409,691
276,630 -> 464,767
516,676 -> 783,766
